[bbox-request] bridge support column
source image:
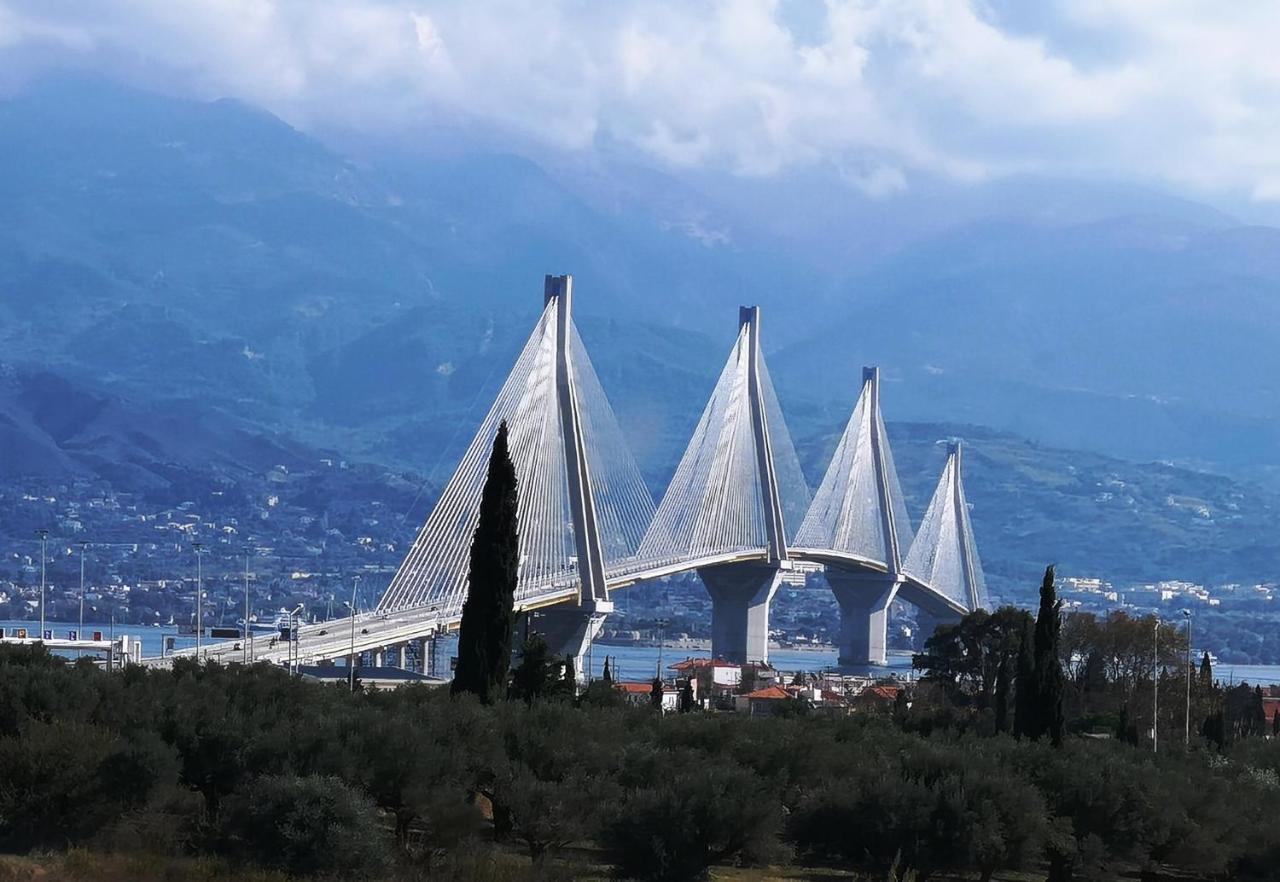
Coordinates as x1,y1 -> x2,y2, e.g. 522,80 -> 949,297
827,571 -> 900,667
539,600 -> 612,683
699,564 -> 784,665
418,637 -> 431,676
373,648 -> 385,668
394,644 -> 407,669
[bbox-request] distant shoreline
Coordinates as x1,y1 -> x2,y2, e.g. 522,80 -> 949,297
596,637 -> 840,654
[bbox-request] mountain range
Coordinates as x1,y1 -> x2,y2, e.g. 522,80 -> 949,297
1,76 -> 1278,597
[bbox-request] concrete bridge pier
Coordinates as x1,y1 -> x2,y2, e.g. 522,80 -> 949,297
539,600 -> 613,683
418,636 -> 432,676
393,644 -> 407,669
699,563 -> 785,665
827,570 -> 901,667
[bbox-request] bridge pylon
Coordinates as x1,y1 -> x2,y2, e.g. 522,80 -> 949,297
695,307 -> 789,664
903,440 -> 990,616
635,305 -> 808,664
796,366 -> 915,666
377,274 -> 654,681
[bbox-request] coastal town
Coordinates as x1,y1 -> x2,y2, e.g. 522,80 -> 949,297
2,468 -> 1276,665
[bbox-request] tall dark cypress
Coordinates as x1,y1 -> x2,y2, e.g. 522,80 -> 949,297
1014,616 -> 1036,739
451,422 -> 520,704
1033,565 -> 1066,746
1199,651 -> 1213,689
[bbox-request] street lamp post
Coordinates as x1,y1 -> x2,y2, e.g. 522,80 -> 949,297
348,575 -> 361,692
192,542 -> 206,661
36,529 -> 48,640
656,618 -> 670,680
288,604 -> 304,676
78,543 -> 87,640
1183,609 -> 1192,747
1152,618 -> 1159,755
243,552 -> 252,665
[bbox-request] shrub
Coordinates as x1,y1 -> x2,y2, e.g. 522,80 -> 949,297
602,758 -> 783,881
217,774 -> 392,878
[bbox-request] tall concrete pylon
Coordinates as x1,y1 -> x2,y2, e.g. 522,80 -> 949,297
797,366 -> 914,666
903,440 -> 990,614
696,306 -> 790,664
538,274 -> 613,678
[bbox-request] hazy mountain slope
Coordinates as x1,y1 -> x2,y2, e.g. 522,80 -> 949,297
0,366 -> 323,494
773,215 -> 1280,469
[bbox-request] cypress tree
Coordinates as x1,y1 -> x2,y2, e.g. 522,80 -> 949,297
511,632 -> 553,705
650,677 -> 664,711
1200,651 -> 1213,689
1014,617 -> 1036,739
679,679 -> 695,713
1033,565 -> 1066,746
451,422 -> 520,704
563,655 -> 576,690
994,653 -> 1011,734
602,657 -> 613,684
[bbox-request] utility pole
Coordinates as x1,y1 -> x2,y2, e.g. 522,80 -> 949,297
1152,618 -> 1159,755
78,543 -> 87,641
348,575 -> 360,693
656,617 -> 670,680
243,552 -> 252,665
1183,609 -> 1192,747
193,542 -> 206,661
36,529 -> 48,640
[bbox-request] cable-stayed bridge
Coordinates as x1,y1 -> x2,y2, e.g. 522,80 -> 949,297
169,275 -> 988,673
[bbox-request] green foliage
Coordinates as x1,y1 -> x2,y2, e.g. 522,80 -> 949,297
452,421 -> 519,705
1033,565 -> 1066,746
1,640 -> 1278,881
603,758 -> 783,882
217,774 -> 391,878
509,632 -> 560,705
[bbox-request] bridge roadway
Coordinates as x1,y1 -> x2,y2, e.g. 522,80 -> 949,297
152,548 -> 962,668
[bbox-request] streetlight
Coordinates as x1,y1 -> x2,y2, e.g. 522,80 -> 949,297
192,542 -> 207,661
1152,618 -> 1159,754
243,552 -> 253,665
35,529 -> 48,640
656,617 -> 670,680
287,604 -> 304,676
1183,609 -> 1192,747
78,543 -> 87,640
348,575 -> 361,692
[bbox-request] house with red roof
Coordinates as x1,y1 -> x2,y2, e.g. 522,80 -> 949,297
736,684 -> 792,716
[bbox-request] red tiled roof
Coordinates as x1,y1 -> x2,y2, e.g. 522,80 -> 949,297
744,685 -> 791,701
616,682 -> 659,695
863,685 -> 901,701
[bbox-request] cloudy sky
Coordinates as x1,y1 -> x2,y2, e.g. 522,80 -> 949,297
1,0 -> 1278,210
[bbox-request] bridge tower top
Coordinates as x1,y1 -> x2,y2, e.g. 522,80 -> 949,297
903,440 -> 989,611
546,274 -> 608,604
795,365 -> 913,572
740,306 -> 788,562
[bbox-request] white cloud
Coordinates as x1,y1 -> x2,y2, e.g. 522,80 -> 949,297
1,0 -> 1279,203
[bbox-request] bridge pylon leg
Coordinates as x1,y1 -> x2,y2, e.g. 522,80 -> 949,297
699,564 -> 784,665
538,600 -> 613,684
827,570 -> 901,667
